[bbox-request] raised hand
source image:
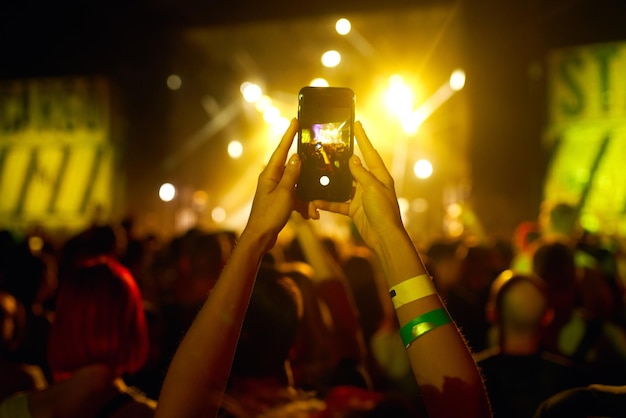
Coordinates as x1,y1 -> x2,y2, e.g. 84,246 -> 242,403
313,121 -> 404,250
243,118 -> 304,251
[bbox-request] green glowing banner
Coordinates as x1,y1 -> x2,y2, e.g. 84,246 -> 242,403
546,41 -> 626,235
0,77 -> 116,231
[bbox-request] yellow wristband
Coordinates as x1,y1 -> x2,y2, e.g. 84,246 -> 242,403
389,274 -> 436,309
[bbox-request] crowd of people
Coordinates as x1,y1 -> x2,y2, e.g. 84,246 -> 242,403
0,120 -> 625,417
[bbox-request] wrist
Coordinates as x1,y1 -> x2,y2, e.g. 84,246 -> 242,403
238,225 -> 278,255
372,228 -> 427,287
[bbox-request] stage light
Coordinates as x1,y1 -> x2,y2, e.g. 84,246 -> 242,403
321,50 -> 341,68
159,183 -> 176,202
336,18 -> 351,35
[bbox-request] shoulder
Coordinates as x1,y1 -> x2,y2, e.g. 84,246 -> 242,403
534,385 -> 626,418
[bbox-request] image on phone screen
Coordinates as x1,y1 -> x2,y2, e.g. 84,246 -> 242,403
297,87 -> 354,202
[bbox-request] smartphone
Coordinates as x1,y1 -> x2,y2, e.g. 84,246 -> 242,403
296,86 -> 355,202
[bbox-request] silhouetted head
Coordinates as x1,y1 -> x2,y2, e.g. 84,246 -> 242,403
231,266 -> 302,380
48,257 -> 149,381
486,270 -> 552,335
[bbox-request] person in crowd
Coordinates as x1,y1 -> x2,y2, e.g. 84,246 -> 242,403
0,243 -> 57,381
533,383 -> 626,417
287,215 -> 371,391
0,256 -> 156,418
155,119 -> 492,418
445,243 -> 496,352
533,241 -> 626,384
341,244 -> 417,397
0,290 -> 47,402
424,238 -> 463,300
509,221 -> 541,274
475,270 -> 588,418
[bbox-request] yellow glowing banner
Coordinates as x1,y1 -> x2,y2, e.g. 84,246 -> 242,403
0,77 -> 114,230
548,41 -> 626,126
545,41 -> 626,235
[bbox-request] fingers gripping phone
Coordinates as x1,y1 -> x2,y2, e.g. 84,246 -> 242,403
296,86 -> 355,202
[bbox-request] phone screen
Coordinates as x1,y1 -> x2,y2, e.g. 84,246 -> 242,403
297,87 -> 355,202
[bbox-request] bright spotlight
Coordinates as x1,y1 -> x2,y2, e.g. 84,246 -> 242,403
449,69 -> 466,91
385,75 -> 414,119
228,140 -> 243,159
159,183 -> 176,202
321,50 -> 341,68
167,74 -> 182,91
310,78 -> 330,87
413,159 -> 433,179
240,82 -> 263,102
335,18 -> 351,35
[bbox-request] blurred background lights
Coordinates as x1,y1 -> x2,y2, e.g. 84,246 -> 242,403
263,106 -> 281,124
192,190 -> 209,210
413,159 -> 433,179
335,18 -> 351,35
386,75 -> 414,119
321,50 -> 341,68
447,202 -> 462,217
449,69 -> 466,91
227,140 -> 243,159
166,74 -> 182,90
448,220 -> 464,237
28,236 -> 44,253
411,198 -> 429,213
177,208 -> 197,231
159,183 -> 176,202
240,82 -> 263,102
211,206 -> 227,223
255,95 -> 272,112
310,78 -> 330,87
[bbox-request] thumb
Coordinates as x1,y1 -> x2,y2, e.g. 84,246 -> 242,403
278,153 -> 301,190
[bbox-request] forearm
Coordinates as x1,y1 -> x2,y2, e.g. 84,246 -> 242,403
373,227 -> 492,418
294,221 -> 365,361
156,230 -> 270,418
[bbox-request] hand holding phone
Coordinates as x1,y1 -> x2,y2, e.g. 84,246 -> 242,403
296,86 -> 355,202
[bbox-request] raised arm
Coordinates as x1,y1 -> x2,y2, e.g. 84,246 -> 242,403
290,216 -> 367,372
314,121 -> 492,418
156,119 -> 305,418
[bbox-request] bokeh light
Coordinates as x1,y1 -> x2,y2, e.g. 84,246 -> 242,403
228,140 -> 243,159
321,50 -> 341,68
240,82 -> 263,102
167,74 -> 182,90
159,183 -> 176,202
335,18 -> 351,35
310,78 -> 330,87
28,236 -> 44,253
211,206 -> 227,223
192,190 -> 209,210
413,159 -> 433,179
449,69 -> 466,91
263,106 -> 281,124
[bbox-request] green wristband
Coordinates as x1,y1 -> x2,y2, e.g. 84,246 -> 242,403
399,308 -> 452,349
